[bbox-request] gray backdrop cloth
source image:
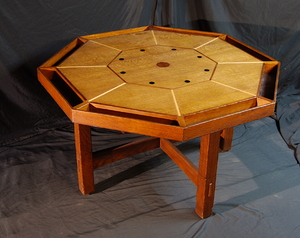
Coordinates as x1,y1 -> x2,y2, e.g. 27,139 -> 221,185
1,1 -> 300,237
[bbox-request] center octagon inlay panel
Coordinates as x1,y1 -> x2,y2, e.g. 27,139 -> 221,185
108,45 -> 216,89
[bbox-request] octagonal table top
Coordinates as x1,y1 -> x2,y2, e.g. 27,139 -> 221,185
38,26 -> 279,138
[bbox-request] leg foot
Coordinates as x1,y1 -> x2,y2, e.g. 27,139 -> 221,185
196,131 -> 221,218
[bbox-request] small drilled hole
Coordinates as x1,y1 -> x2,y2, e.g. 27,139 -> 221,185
171,48 -> 177,51
140,49 -> 145,51
204,69 -> 210,71
149,81 -> 155,84
185,80 -> 191,83
119,58 -> 124,60
120,71 -> 126,74
197,56 -> 202,58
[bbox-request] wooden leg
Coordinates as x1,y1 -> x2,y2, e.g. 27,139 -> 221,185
160,138 -> 198,185
196,131 -> 221,218
219,127 -> 234,152
74,123 -> 94,195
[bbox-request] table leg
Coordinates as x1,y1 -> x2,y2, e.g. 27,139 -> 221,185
196,131 -> 221,218
74,123 -> 94,195
220,127 -> 234,151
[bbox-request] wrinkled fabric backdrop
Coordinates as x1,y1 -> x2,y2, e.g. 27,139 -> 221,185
1,1 -> 300,237
1,0 -> 300,158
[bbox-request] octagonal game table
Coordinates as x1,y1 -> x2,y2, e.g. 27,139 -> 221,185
37,26 -> 279,218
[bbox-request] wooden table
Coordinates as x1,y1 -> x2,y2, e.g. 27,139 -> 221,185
37,26 -> 279,218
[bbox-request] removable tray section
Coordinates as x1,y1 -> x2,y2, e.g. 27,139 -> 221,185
224,35 -> 273,62
40,68 -> 84,107
89,103 -> 180,125
259,64 -> 279,101
183,98 -> 258,126
89,97 -> 266,127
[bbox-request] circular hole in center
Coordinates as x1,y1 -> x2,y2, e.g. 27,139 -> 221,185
156,62 -> 170,67
197,56 -> 202,58
204,69 -> 210,72
140,49 -> 145,52
185,80 -> 191,83
119,58 -> 124,60
149,81 -> 155,84
120,71 -> 126,74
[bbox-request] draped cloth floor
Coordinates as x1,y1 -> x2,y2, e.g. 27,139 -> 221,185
1,117 -> 300,237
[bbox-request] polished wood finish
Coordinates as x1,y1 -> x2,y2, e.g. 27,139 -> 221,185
220,127 -> 234,152
196,131 -> 221,218
37,26 -> 279,218
93,137 -> 160,169
74,123 -> 94,195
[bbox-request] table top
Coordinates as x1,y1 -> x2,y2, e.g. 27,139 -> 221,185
38,26 -> 279,140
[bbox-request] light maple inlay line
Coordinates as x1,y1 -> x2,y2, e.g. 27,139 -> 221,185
171,89 -> 182,116
217,61 -> 264,64
88,83 -> 126,102
90,40 -> 123,51
211,80 -> 256,96
151,30 -> 158,45
193,37 -> 219,50
57,65 -> 107,68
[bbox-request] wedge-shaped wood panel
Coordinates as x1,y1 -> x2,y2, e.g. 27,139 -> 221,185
212,62 -> 263,95
153,30 -> 217,48
59,41 -> 121,66
91,84 -> 179,116
173,81 -> 254,115
91,30 -> 156,51
196,38 -> 262,63
57,67 -> 125,100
